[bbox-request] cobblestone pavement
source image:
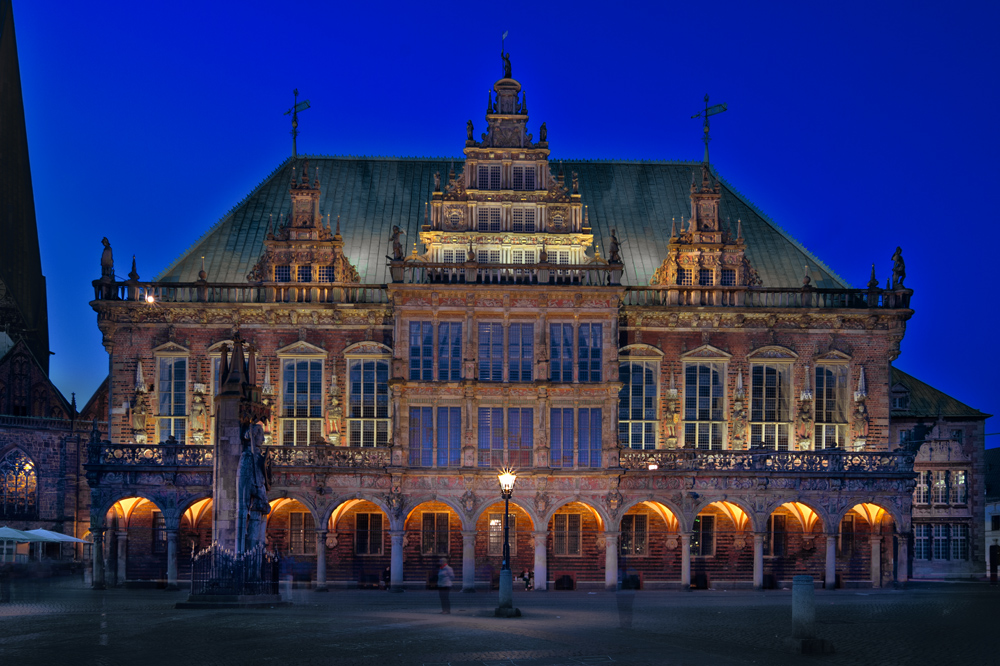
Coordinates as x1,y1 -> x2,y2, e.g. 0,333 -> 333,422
0,578 -> 995,666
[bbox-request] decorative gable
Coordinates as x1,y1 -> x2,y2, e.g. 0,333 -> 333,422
275,341 -> 328,357
814,349 -> 851,363
343,341 -> 392,357
748,345 -> 798,360
681,344 -> 731,360
618,343 -> 664,358
152,341 -> 189,355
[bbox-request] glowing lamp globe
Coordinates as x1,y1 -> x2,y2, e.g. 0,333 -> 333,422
497,468 -> 517,493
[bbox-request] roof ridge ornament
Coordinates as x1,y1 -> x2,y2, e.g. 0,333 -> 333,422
691,94 -> 727,165
283,89 -> 311,158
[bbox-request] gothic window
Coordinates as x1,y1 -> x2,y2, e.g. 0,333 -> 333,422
691,514 -> 715,557
421,512 -> 449,555
763,514 -> 786,557
619,360 -> 658,450
438,322 -> 462,381
274,265 -> 291,282
684,362 -> 725,450
550,323 -> 573,382
951,524 -> 969,560
750,363 -> 792,450
318,265 -> 336,281
578,324 -> 602,382
355,513 -> 383,555
477,407 -> 504,468
347,359 -> 390,447
699,269 -> 713,286
678,269 -> 694,286
914,524 -> 930,560
507,407 -> 535,468
620,514 -> 648,556
281,359 -> 322,446
437,407 -> 462,467
289,512 -> 316,554
152,511 -> 167,553
0,450 -> 36,519
814,365 -> 849,449
477,207 -> 501,231
951,471 -> 968,504
408,322 -> 433,381
488,513 -> 516,556
157,357 -> 187,443
721,268 -> 737,286
297,265 -> 312,282
508,323 -> 533,382
408,406 -> 433,467
478,324 -> 503,382
553,514 -> 581,556
477,164 -> 501,191
550,408 -> 574,468
578,408 -> 602,468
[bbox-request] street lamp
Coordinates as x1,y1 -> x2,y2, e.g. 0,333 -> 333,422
495,467 -> 521,617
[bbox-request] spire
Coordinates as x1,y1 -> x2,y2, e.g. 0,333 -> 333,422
867,263 -> 879,289
736,218 -> 743,240
855,367 -> 868,401
262,359 -> 273,395
128,255 -> 139,281
691,94 -> 728,165
487,90 -> 493,115
135,360 -> 146,393
671,218 -> 677,237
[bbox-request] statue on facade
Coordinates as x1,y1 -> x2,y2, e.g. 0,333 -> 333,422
852,399 -> 869,442
501,50 -> 512,79
236,422 -> 271,552
190,391 -> 208,436
130,395 -> 147,434
891,246 -> 905,288
539,122 -> 547,142
388,225 -> 405,261
100,237 -> 114,280
466,120 -> 474,141
608,228 -> 622,264
795,399 -> 812,445
434,172 -> 441,191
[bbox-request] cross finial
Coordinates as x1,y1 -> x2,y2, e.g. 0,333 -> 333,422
691,94 -> 728,165
284,89 -> 311,158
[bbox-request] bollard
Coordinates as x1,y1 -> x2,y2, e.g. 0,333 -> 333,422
791,575 -> 816,639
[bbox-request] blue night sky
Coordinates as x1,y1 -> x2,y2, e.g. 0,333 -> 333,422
12,1 -> 999,441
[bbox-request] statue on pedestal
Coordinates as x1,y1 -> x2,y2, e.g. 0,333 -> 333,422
237,422 -> 271,553
100,237 -> 114,280
891,246 -> 906,288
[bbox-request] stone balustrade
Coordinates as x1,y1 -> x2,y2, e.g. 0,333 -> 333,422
619,448 -> 914,474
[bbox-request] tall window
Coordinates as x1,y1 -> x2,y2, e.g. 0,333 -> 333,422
297,265 -> 312,282
578,324 -> 602,382
508,323 -> 534,382
477,207 -> 501,231
550,324 -> 573,382
763,514 -> 786,557
620,514 -> 647,556
914,471 -> 930,504
158,357 -> 187,443
721,268 -> 737,286
478,407 -> 504,468
152,511 -> 167,553
421,512 -> 449,555
282,359 -> 322,446
512,207 -> 536,231
678,269 -> 693,286
913,524 -> 930,560
478,324 -> 503,382
437,407 -> 462,467
684,362 -> 725,449
578,408 -> 602,468
691,514 -> 715,557
951,524 -> 969,560
932,471 -> 948,504
348,359 -> 390,447
0,450 -> 36,519
951,471 -> 968,504
553,514 -> 581,555
289,512 -> 316,555
507,408 -> 533,468
619,360 -> 658,450
698,269 -> 713,286
409,322 -> 433,381
750,363 -> 792,449
438,322 -> 462,381
550,408 -> 574,468
488,513 -> 516,555
355,513 -> 383,555
932,524 -> 949,560
814,365 -> 849,448
318,265 -> 336,281
839,514 -> 855,557
477,164 -> 501,191
512,165 -> 535,191
408,407 -> 433,467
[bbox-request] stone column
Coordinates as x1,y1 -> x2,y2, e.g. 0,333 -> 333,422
753,532 -> 764,589
315,530 -> 328,591
461,530 -> 477,592
896,534 -> 908,585
532,530 -> 547,591
825,535 -> 837,590
389,530 -> 405,592
116,530 -> 127,586
165,529 -> 179,590
212,375 -> 245,549
680,533 -> 691,588
92,528 -> 106,590
870,535 -> 882,588
604,531 -> 619,591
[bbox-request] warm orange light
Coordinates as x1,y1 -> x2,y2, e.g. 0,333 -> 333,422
145,294 -> 155,304
647,463 -> 659,471
497,468 -> 517,492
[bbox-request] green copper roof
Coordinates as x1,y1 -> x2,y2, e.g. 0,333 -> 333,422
890,366 -> 989,420
156,156 -> 849,289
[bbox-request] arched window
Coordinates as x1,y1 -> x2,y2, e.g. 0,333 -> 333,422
1,450 -> 37,518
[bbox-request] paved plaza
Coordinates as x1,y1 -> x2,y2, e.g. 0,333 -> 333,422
0,576 -> 996,665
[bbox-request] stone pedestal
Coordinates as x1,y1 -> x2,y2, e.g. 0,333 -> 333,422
211,385 -> 244,548
165,530 -> 179,590
532,531 -> 547,591
494,569 -> 521,617
389,530 -> 404,592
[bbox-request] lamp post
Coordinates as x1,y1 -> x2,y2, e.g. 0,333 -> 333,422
495,467 -> 521,617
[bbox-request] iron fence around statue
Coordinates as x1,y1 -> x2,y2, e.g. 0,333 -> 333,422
190,542 -> 280,596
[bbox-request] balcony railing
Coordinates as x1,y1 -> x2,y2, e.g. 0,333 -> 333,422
623,285 -> 912,309
88,442 -> 214,466
265,445 -> 391,468
619,448 -> 913,474
92,280 -> 389,305
389,260 -> 623,286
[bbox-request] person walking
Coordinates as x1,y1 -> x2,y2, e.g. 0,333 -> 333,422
437,557 -> 454,614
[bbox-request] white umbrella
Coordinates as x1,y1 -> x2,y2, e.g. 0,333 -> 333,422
26,529 -> 89,543
0,526 -> 37,542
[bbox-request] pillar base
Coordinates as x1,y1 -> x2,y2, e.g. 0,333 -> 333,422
494,606 -> 522,617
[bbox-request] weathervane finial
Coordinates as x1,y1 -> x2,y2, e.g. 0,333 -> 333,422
691,94 -> 728,165
284,89 -> 312,158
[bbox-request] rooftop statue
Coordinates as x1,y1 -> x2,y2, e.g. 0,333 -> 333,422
539,122 -> 547,142
609,228 -> 622,264
891,246 -> 906,288
466,120 -> 474,141
502,50 -> 512,79
100,237 -> 114,280
389,225 -> 406,261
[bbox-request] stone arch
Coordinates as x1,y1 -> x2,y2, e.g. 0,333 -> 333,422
265,491 -> 319,524
616,497 -> 682,532
177,494 -> 213,526
470,499 -> 539,532
320,493 -> 394,529
94,493 -> 166,529
540,497 -> 611,531
839,502 -> 901,532
688,497 -> 755,532
404,494 -> 469,532
775,500 -> 828,534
